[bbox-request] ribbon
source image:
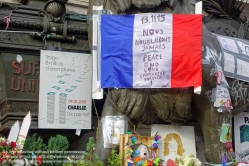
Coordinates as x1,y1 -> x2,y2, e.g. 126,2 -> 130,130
222,156 -> 227,166
205,161 -> 233,166
0,10 -> 12,30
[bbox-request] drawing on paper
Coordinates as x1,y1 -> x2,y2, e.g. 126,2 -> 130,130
163,133 -> 185,156
59,93 -> 67,124
151,125 -> 196,164
47,92 -> 56,124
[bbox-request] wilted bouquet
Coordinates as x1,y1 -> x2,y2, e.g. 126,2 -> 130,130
175,154 -> 201,166
0,137 -> 22,165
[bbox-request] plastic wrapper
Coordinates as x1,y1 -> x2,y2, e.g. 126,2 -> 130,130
102,116 -> 128,148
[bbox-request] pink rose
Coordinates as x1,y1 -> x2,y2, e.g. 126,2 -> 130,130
1,141 -> 7,146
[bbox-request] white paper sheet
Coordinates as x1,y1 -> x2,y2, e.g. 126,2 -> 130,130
237,59 -> 249,78
217,36 -> 239,54
224,52 -> 235,73
237,41 -> 249,57
213,86 -> 232,108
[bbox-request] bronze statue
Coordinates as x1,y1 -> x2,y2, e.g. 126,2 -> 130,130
87,0 -> 249,165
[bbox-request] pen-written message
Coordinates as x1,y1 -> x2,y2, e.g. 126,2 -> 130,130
133,14 -> 172,87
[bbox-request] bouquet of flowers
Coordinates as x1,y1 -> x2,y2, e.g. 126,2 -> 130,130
0,137 -> 22,166
175,154 -> 202,166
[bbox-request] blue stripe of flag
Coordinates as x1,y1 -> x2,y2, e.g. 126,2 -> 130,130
101,14 -> 134,88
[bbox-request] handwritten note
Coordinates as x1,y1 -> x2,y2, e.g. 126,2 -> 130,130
132,14 -> 172,87
214,86 -> 232,109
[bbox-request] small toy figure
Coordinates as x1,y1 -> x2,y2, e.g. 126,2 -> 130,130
130,134 -> 137,145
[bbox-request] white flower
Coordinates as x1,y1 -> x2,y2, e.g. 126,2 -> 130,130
176,154 -> 201,166
13,159 -> 25,166
0,137 -> 5,142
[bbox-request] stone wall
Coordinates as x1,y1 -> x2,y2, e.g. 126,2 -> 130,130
241,3 -> 249,18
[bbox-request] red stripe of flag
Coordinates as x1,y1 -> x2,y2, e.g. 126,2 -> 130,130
171,14 -> 202,88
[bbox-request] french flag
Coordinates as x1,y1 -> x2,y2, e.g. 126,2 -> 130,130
101,13 -> 202,88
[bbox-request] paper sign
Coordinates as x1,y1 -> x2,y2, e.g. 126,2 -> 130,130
224,52 -> 235,74
213,86 -> 232,109
215,34 -> 249,83
8,121 -> 20,143
237,41 -> 249,57
237,59 -> 249,77
217,36 -> 239,54
39,50 -> 92,129
17,112 -> 31,150
234,112 -> 249,163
